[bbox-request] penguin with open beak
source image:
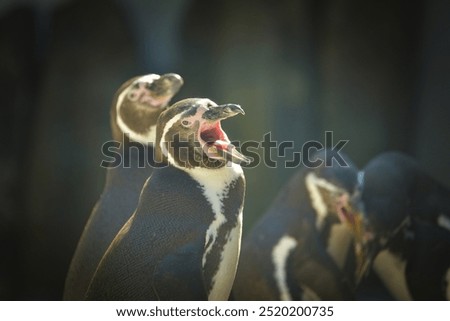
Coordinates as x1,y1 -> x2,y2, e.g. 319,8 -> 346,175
359,151 -> 450,300
64,73 -> 183,300
233,149 -> 368,300
85,98 -> 248,300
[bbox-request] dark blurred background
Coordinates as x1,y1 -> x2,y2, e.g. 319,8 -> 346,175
0,0 -> 448,300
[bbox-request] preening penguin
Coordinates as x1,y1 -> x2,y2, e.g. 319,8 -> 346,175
233,149 -> 367,300
64,73 -> 183,300
85,98 -> 248,300
360,151 -> 450,300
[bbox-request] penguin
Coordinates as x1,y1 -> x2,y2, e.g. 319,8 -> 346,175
63,73 -> 183,300
233,149 -> 367,300
359,151 -> 450,300
85,98 -> 248,300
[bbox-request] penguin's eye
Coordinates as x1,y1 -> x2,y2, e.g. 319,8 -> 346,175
181,120 -> 192,128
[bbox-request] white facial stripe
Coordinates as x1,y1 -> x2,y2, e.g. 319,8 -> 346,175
305,172 -> 341,230
136,74 -> 160,83
272,235 -> 298,301
115,74 -> 161,144
373,249 -> 412,300
306,170 -> 357,275
437,215 -> 450,232
116,83 -> 129,116
326,224 -> 353,270
159,113 -> 184,163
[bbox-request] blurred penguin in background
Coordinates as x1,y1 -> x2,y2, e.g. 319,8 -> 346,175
64,73 -> 183,300
359,151 -> 450,300
233,149 -> 368,300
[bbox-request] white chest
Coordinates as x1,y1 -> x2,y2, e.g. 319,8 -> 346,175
187,163 -> 244,300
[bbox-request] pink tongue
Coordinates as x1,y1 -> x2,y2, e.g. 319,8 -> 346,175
213,139 -> 230,151
201,123 -> 250,164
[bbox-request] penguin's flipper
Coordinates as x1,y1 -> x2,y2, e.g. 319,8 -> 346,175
153,238 -> 208,300
86,203 -> 209,300
85,220 -> 208,300
84,216 -> 159,300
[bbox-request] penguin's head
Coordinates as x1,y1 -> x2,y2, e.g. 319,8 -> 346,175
155,98 -> 249,170
304,149 -> 369,280
305,149 -> 363,230
111,73 -> 184,143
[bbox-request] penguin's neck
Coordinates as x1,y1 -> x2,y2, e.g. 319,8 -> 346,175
183,162 -> 244,301
183,163 -> 243,218
114,84 -> 160,143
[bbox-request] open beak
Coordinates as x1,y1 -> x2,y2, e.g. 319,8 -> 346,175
199,104 -> 250,165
